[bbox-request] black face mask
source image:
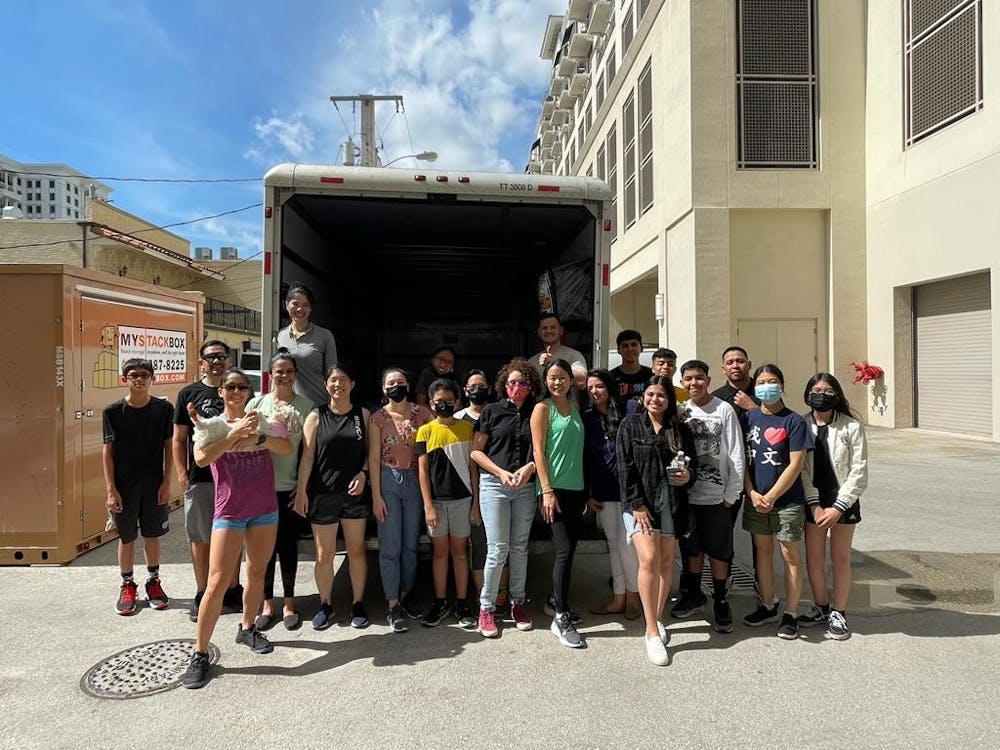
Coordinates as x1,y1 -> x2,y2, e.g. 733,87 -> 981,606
385,385 -> 408,403
432,402 -> 456,417
466,387 -> 489,405
807,392 -> 838,412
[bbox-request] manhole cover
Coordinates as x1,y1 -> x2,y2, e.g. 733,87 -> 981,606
81,639 -> 219,699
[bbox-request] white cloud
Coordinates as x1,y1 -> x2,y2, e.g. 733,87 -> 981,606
245,0 -> 564,172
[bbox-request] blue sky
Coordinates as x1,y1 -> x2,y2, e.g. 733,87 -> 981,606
3,0 -> 563,256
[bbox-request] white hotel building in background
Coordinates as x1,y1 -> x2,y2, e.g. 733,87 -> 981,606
0,152 -> 112,220
528,0 -> 999,441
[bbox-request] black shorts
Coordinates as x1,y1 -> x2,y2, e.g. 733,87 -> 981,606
686,503 -> 734,561
308,491 -> 370,525
113,477 -> 169,544
806,491 -> 861,525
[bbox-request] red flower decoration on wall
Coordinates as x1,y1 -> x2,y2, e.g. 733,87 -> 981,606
850,361 -> 884,385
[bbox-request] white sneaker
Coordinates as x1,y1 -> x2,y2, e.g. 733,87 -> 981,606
645,634 -> 669,666
657,621 -> 667,644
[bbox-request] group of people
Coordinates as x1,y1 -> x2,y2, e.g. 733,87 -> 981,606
99,283 -> 868,689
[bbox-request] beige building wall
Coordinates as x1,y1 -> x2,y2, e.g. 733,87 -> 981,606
550,0 -> 867,406
195,259 -> 263,311
865,0 -> 1000,440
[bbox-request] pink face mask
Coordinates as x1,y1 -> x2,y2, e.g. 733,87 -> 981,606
506,383 -> 530,403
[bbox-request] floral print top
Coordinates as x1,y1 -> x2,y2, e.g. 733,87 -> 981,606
371,404 -> 431,469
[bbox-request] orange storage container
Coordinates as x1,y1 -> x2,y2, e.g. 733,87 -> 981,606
0,265 -> 204,564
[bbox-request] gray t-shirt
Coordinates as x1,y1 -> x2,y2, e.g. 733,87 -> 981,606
274,323 -> 338,407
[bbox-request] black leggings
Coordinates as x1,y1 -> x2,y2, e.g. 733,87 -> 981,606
264,491 -> 300,600
549,488 -> 587,613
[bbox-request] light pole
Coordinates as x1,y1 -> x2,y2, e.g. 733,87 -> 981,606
382,151 -> 438,168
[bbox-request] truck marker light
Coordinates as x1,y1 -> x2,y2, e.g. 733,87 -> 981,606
603,219 -> 612,231
414,175 -> 427,182
320,176 -> 344,184
538,185 -> 560,193
458,177 -> 470,183
436,175 -> 449,182
602,263 -> 609,286
264,252 -> 272,276
264,206 -> 273,219
262,371 -> 271,393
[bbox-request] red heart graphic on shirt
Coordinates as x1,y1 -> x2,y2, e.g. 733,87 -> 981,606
764,427 -> 788,445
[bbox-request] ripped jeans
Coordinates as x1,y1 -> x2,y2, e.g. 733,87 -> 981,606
478,473 -> 536,612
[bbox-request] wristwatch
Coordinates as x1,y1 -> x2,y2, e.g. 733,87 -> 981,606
255,434 -> 267,446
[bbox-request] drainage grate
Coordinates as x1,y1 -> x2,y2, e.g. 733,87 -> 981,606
81,639 -> 219,700
699,559 -> 756,593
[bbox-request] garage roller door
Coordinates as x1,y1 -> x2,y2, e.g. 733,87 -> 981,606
915,273 -> 992,437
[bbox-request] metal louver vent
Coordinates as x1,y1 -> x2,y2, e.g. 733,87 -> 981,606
904,1 -> 982,147
736,0 -> 818,169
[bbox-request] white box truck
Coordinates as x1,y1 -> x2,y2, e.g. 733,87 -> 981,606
261,164 -> 612,402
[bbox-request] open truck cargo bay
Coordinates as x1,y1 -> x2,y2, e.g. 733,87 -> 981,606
262,165 -> 612,404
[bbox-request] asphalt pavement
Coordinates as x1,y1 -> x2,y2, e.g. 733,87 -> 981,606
1,426 -> 998,749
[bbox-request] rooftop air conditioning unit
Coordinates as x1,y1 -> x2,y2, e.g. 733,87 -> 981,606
194,247 -> 213,261
220,246 -> 239,260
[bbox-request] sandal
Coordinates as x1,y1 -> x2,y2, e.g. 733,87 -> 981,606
590,600 -> 626,615
283,611 -> 302,630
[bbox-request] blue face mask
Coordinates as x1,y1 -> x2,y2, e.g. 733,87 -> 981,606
755,383 -> 783,405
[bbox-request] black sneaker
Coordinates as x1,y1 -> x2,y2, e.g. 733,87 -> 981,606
544,596 -> 582,626
349,601 -> 369,629
743,603 -> 780,627
455,600 -> 478,629
312,603 -> 334,630
181,651 -> 210,690
222,584 -> 244,613
670,590 -> 708,619
797,603 -> 829,628
188,591 -> 204,623
421,599 -> 451,627
825,610 -> 851,641
235,624 -> 274,654
777,613 -> 799,640
713,598 -> 734,633
550,612 -> 583,648
387,604 -> 409,633
399,595 -> 423,620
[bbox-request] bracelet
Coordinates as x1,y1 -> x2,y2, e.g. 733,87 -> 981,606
541,486 -> 553,493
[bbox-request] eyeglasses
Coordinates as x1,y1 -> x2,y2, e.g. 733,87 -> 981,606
125,373 -> 152,382
223,383 -> 250,392
202,353 -> 227,362
507,380 -> 529,388
810,389 -> 837,396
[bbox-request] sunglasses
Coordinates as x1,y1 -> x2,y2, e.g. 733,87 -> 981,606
223,383 -> 250,392
125,373 -> 152,382
202,353 -> 227,362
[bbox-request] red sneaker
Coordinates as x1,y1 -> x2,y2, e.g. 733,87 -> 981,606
511,601 -> 533,631
478,609 -> 498,638
145,578 -> 169,610
116,580 -> 138,616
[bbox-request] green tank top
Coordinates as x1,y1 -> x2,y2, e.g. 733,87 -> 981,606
538,399 -> 585,492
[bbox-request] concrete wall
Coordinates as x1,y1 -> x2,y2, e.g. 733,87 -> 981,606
865,0 -> 1000,439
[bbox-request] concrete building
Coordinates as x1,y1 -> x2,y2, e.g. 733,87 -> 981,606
865,0 -> 998,440
0,153 -> 112,220
528,0 -> 868,413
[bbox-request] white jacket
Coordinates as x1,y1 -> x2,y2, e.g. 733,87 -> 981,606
804,411 -> 868,511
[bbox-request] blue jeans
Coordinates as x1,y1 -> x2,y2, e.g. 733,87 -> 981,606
377,467 -> 422,602
478,473 -> 536,611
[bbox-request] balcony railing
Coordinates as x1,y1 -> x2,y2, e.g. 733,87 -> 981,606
205,298 -> 261,334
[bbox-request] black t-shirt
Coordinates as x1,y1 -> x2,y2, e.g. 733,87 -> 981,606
611,365 -> 653,407
811,423 -> 839,494
102,397 -> 174,488
310,403 -> 367,495
174,380 -> 225,483
475,399 -> 535,473
415,366 -> 461,402
712,383 -> 758,421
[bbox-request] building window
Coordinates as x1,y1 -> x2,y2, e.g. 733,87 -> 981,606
74,186 -> 78,194
621,6 -> 634,57
596,70 -> 606,110
74,210 -> 79,218
597,143 -> 607,181
35,193 -> 41,200
606,125 -> 618,242
904,0 -> 983,147
736,0 -> 819,169
26,205 -> 32,214
638,60 -> 654,213
74,198 -> 79,207
622,92 -> 637,228
49,192 -> 55,200
49,180 -> 55,188
49,205 -> 55,214
586,99 -> 594,132
604,44 -> 616,91
638,0 -> 650,18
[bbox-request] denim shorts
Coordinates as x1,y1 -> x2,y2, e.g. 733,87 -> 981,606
623,506 -> 675,539
212,510 -> 279,531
